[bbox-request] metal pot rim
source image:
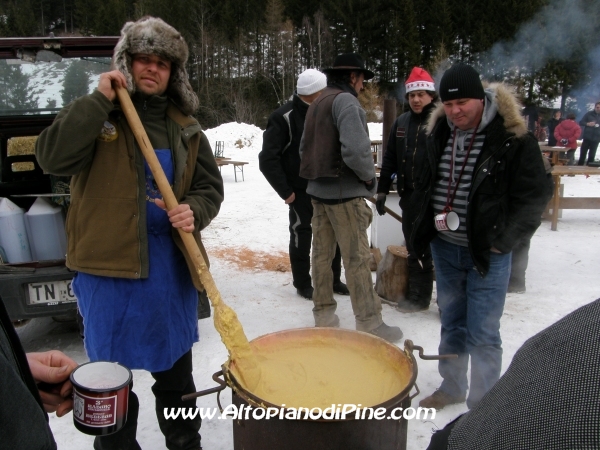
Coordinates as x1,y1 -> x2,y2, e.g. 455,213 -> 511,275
222,327 -> 419,419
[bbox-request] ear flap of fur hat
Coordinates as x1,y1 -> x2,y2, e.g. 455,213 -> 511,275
113,16 -> 199,116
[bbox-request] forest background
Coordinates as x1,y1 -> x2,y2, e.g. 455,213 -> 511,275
1,0 -> 599,128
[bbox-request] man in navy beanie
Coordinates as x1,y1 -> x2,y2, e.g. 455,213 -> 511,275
404,62 -> 550,410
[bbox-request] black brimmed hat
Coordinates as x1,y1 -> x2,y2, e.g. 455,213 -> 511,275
323,53 -> 375,80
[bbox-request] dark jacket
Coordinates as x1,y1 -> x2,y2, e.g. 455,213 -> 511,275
522,104 -> 539,133
259,94 -> 310,200
406,84 -> 550,276
554,119 -> 581,150
579,110 -> 600,142
546,117 -> 563,146
0,298 -> 56,450
36,90 -> 224,291
377,102 -> 436,199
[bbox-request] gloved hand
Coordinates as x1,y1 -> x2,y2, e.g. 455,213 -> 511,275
376,193 -> 386,216
560,138 -> 568,146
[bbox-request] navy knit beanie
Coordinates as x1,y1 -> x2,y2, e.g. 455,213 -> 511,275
439,63 -> 485,102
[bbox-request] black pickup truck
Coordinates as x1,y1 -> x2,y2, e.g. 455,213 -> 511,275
0,36 -> 118,322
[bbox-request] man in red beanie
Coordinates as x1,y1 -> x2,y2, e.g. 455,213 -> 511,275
376,67 -> 438,312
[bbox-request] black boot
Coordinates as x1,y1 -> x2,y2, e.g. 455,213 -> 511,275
152,351 -> 201,450
333,280 -> 349,295
396,266 -> 433,312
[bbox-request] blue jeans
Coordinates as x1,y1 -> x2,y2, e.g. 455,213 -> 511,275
430,236 -> 511,408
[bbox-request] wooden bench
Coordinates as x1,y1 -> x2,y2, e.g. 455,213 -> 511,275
547,166 -> 600,230
216,159 -> 248,182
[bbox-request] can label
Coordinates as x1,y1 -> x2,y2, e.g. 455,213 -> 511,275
73,391 -> 117,427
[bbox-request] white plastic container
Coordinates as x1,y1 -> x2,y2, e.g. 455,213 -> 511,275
0,197 -> 32,263
24,197 -> 67,261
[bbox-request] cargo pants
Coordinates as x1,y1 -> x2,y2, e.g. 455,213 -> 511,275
311,198 -> 383,331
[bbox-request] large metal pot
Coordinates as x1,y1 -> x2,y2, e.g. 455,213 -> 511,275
190,328 -> 453,450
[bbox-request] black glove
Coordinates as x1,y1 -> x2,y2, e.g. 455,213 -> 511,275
560,138 -> 568,146
376,193 -> 386,216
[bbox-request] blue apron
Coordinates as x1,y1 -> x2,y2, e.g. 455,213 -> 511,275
73,150 -> 199,372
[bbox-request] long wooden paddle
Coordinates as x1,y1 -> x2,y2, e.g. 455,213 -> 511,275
114,85 -> 260,390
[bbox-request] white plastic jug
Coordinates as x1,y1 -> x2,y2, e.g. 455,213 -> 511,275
24,197 -> 67,261
0,197 -> 32,263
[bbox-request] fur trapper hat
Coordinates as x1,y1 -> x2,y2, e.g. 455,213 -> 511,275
113,16 -> 199,115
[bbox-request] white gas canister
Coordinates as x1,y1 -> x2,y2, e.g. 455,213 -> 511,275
24,197 -> 67,261
0,197 -> 32,263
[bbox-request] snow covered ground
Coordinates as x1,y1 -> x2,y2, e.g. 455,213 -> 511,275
17,121 -> 600,449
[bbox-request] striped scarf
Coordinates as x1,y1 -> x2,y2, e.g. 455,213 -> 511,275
432,129 -> 486,246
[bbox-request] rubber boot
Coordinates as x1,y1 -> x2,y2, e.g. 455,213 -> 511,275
396,267 -> 433,312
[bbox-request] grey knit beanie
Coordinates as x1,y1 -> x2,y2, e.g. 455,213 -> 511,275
439,63 -> 485,102
113,16 -> 199,115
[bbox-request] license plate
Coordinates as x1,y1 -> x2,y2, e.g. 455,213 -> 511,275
28,280 -> 77,305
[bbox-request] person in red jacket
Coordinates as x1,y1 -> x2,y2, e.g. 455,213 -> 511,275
554,113 -> 582,165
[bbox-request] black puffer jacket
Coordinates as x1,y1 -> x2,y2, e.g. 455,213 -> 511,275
377,102 -> 435,199
406,84 -> 551,276
579,110 -> 600,142
259,94 -> 310,200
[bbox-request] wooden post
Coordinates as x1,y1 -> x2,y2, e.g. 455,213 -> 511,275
382,99 -> 397,157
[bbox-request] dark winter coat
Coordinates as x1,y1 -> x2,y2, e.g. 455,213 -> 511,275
0,298 -> 56,449
579,110 -> 600,142
546,117 -> 563,146
406,84 -> 550,276
377,102 -> 436,199
522,104 -> 539,133
554,119 -> 581,150
259,94 -> 310,200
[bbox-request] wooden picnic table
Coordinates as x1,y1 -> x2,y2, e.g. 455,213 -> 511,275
215,158 -> 248,182
539,144 -> 568,165
548,165 -> 600,230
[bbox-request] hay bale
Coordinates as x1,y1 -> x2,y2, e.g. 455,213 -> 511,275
7,136 -> 38,156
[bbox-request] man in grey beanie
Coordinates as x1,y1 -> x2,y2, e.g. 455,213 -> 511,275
259,69 -> 349,300
404,62 -> 550,410
299,53 -> 403,343
36,16 -> 223,450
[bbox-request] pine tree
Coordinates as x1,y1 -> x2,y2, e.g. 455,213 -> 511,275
60,60 -> 90,105
0,62 -> 39,112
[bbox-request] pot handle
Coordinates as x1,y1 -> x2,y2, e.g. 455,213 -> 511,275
404,339 -> 458,360
181,370 -> 227,412
408,382 -> 420,401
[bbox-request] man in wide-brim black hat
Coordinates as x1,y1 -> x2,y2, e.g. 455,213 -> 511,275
299,53 -> 404,343
322,52 -> 375,81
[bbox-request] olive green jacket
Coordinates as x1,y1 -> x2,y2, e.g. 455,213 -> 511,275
35,90 -> 224,291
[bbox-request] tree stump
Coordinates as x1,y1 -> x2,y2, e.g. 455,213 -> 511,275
375,245 -> 409,304
369,247 -> 382,271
